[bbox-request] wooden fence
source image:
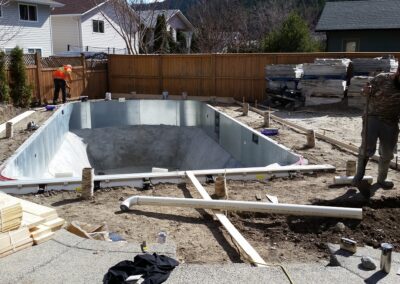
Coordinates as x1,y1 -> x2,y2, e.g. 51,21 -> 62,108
108,52 -> 400,102
5,54 -> 108,103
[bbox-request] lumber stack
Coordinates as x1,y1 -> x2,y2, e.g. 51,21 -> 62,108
0,227 -> 33,258
347,76 -> 373,109
0,193 -> 65,258
0,198 -> 23,233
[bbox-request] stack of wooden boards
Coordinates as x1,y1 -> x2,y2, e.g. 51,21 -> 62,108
0,193 -> 65,258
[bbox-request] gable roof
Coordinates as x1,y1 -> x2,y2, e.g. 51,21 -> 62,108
17,0 -> 64,7
51,0 -> 105,15
316,0 -> 400,31
139,9 -> 194,31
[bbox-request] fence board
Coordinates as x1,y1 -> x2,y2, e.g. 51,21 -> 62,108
109,52 -> 400,102
4,55 -> 107,103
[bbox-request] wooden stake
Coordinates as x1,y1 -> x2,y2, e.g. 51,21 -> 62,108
81,168 -> 94,200
264,111 -> 270,128
306,130 -> 315,148
5,122 -> 13,139
243,103 -> 249,116
346,160 -> 356,177
214,176 -> 227,199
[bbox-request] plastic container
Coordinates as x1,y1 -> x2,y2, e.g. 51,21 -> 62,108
45,105 -> 57,111
261,128 -> 279,136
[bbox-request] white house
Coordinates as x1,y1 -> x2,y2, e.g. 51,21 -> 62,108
139,9 -> 194,53
0,0 -> 63,57
51,0 -> 139,55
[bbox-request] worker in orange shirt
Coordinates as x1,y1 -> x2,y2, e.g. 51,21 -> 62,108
52,64 -> 72,104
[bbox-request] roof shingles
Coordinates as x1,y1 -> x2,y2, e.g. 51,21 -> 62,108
316,0 -> 400,31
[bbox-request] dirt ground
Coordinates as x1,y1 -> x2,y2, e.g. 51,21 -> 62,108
0,108 -> 53,165
4,102 -> 400,264
0,104 -> 24,124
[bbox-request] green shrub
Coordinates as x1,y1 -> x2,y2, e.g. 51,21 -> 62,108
0,51 -> 10,103
262,12 -> 321,52
9,47 -> 32,107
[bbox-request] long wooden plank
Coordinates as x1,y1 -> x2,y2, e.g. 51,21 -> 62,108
186,171 -> 268,267
0,240 -> 33,258
0,111 -> 35,134
22,212 -> 45,229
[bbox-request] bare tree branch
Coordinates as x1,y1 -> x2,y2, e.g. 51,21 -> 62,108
0,1 -> 23,46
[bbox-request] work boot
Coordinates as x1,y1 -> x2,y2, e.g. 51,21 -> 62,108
352,157 -> 369,187
377,160 -> 394,189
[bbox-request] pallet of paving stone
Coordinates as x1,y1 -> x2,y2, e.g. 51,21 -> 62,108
301,79 -> 346,99
265,64 -> 303,79
0,227 -> 33,258
347,76 -> 373,97
0,197 -> 23,233
352,57 -> 398,75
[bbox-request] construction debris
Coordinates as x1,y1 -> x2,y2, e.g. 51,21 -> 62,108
340,237 -> 357,253
66,221 -> 110,241
361,256 -> 377,270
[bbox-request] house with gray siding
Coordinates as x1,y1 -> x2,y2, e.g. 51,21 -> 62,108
0,0 -> 63,56
51,0 -> 139,55
316,0 -> 400,52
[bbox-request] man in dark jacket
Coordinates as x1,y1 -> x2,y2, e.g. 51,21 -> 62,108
353,65 -> 400,190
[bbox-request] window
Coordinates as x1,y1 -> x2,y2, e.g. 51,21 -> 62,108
19,4 -> 37,21
4,48 -> 13,54
0,5 -> 2,18
93,20 -> 104,33
27,48 -> 42,56
343,39 -> 359,52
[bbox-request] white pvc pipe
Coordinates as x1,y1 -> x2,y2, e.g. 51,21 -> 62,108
120,196 -> 363,220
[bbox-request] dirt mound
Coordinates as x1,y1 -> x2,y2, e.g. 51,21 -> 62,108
230,196 -> 400,262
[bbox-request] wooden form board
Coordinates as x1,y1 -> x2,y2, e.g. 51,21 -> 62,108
186,171 -> 268,267
0,111 -> 35,134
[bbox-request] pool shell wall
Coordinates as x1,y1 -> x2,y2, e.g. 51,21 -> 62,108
1,100 -> 301,179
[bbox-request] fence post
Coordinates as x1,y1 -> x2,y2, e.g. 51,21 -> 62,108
35,53 -> 43,103
158,55 -> 163,94
81,54 -> 87,95
211,54 -> 217,97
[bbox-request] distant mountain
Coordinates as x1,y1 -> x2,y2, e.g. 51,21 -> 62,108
136,0 -> 358,17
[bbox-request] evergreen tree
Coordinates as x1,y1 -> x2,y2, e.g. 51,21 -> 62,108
9,47 -> 32,107
262,12 -> 321,52
0,51 -> 10,103
153,14 -> 170,54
